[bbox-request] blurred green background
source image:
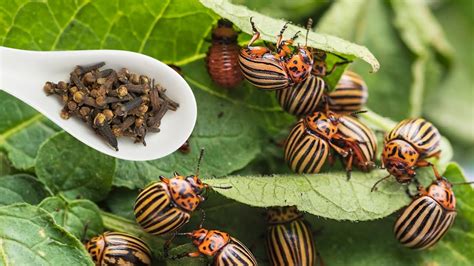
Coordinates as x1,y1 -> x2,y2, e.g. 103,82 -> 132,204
234,0 -> 473,179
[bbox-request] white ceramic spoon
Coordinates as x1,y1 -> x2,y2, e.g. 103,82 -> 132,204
0,47 -> 197,161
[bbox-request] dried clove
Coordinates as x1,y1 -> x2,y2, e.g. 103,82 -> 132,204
43,62 -> 179,151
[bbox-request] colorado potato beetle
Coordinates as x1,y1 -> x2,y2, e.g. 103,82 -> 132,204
266,206 -> 316,266
134,149 -> 229,235
173,228 -> 258,265
284,111 -> 343,173
85,231 -> 152,266
372,118 -> 441,191
325,70 -> 368,112
239,18 -> 290,90
394,177 -> 473,249
275,19 -> 327,116
206,19 -> 244,88
332,113 -> 377,178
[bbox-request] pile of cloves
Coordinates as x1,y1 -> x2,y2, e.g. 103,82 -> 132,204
43,62 -> 179,151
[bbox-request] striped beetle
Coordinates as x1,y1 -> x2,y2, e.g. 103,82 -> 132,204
325,70 -> 368,112
134,149 -> 230,236
284,110 -> 373,175
394,177 -> 473,249
372,118 -> 441,191
284,111 -> 345,173
85,231 -> 152,266
172,227 -> 258,265
239,18 -> 291,90
266,206 -> 317,266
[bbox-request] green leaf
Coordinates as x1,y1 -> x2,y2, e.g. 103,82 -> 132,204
0,153 -> 13,176
317,0 -> 413,120
39,196 -> 104,240
35,132 -> 115,202
390,0 -> 453,62
0,92 -> 58,170
200,0 -> 380,73
103,188 -> 138,221
0,174 -> 50,206
205,170 -> 413,221
423,1 -> 474,145
0,203 -> 93,265
231,0 -> 329,23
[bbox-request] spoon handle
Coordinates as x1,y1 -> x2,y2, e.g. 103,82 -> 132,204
0,47 -> 68,99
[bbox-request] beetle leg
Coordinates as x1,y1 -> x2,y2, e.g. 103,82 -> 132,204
248,17 -> 262,47
416,160 -> 441,179
187,251 -> 203,258
163,232 -> 177,258
327,152 -> 336,166
345,149 -> 354,181
159,176 -> 170,184
170,251 -> 202,260
371,174 -> 391,192
276,22 -> 290,49
329,142 -> 349,157
325,56 -> 353,76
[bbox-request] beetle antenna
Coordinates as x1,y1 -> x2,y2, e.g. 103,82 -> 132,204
196,148 -> 205,176
199,209 -> 206,229
212,185 -> 232,189
350,110 -> 368,117
174,232 -> 192,236
371,174 -> 392,192
305,18 -> 313,46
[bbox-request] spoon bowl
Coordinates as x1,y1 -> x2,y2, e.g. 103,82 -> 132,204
0,47 -> 197,161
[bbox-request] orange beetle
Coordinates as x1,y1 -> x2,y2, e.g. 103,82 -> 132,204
393,176 -> 473,249
372,118 -> 441,191
134,149 -> 230,236
173,228 -> 258,265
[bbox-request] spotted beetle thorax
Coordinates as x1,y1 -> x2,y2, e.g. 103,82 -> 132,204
266,206 -> 302,224
191,229 -> 209,246
285,49 -> 314,83
192,229 -> 230,256
168,176 -> 202,212
383,139 -> 419,180
304,112 -> 338,139
426,179 -> 456,211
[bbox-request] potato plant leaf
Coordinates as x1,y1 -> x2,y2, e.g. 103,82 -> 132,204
0,203 -> 93,265
39,196 -> 104,240
205,170 -> 413,221
35,132 -> 115,202
0,92 -> 58,170
0,174 -> 50,206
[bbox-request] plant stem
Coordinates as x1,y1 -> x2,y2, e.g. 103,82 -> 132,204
360,109 -> 396,131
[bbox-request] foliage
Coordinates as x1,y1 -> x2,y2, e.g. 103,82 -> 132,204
0,0 -> 472,265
